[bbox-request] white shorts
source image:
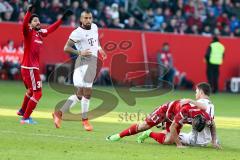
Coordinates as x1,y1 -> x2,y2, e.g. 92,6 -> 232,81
179,131 -> 211,146
73,56 -> 97,88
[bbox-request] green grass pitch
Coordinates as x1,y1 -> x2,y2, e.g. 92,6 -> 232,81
0,81 -> 239,160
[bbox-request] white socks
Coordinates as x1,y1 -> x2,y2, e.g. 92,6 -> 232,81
60,95 -> 90,119
81,96 -> 90,119
60,95 -> 80,113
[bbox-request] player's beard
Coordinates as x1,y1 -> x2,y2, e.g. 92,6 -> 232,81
82,23 -> 91,30
34,25 -> 41,31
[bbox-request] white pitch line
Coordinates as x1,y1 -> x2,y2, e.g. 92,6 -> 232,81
0,130 -> 83,140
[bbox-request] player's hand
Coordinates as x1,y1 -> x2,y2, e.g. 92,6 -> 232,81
62,9 -> 74,21
28,4 -> 36,12
177,145 -> 188,149
80,49 -> 92,57
180,98 -> 191,106
99,49 -> 107,60
212,143 -> 222,150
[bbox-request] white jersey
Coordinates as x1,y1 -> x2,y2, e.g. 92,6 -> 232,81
69,23 -> 99,57
195,98 -> 214,145
180,98 -> 215,146
69,23 -> 99,88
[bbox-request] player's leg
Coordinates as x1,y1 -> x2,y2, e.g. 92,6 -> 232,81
18,89 -> 33,115
81,87 -> 93,131
139,130 -> 167,144
52,63 -> 83,128
79,57 -> 97,131
52,88 -> 82,128
20,69 -> 42,124
138,122 -> 171,144
106,106 -> 165,141
178,132 -> 191,145
17,68 -> 33,116
106,121 -> 152,142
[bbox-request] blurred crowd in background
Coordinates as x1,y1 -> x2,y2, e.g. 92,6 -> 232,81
0,0 -> 240,37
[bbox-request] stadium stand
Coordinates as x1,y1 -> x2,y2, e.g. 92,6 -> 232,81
0,0 -> 239,37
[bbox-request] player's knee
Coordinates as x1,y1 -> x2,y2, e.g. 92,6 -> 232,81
83,94 -> 91,99
76,94 -> 82,100
137,122 -> 150,131
27,89 -> 33,97
32,91 -> 42,101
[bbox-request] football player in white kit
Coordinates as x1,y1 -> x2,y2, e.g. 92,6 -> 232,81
179,82 -> 221,149
52,10 -> 107,131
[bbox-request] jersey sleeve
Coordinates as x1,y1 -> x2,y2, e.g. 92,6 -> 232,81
40,19 -> 62,37
22,11 -> 31,37
69,29 -> 81,43
197,99 -> 214,118
173,106 -> 189,126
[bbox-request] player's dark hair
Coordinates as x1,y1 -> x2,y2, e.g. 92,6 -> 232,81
196,82 -> 211,96
163,42 -> 169,46
212,36 -> 219,42
192,114 -> 206,132
29,14 -> 39,23
82,9 -> 92,15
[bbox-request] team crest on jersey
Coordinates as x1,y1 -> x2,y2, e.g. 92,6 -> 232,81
34,40 -> 43,44
39,29 -> 48,33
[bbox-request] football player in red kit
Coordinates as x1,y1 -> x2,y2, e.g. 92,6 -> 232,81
17,4 -> 73,124
138,104 -> 212,148
106,100 -> 211,145
106,100 -> 184,141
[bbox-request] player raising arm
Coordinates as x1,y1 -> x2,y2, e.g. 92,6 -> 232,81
17,4 -> 73,124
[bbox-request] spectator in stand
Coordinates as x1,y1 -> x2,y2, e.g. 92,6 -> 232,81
1,40 -> 20,80
202,25 -> 212,36
2,40 -> 16,53
0,0 -> 240,37
17,42 -> 24,54
125,17 -> 140,30
157,42 -> 175,86
109,18 -> 124,29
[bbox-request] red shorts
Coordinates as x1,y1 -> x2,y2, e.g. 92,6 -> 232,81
165,122 -> 182,134
21,68 -> 42,91
145,105 -> 168,127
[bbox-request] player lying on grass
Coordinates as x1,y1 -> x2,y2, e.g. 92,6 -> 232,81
137,82 -> 221,149
106,100 -> 209,143
107,82 -> 220,148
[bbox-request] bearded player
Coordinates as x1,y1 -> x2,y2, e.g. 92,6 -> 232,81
52,10 -> 107,131
17,4 -> 73,124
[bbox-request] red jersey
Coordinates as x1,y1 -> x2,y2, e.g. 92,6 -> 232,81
174,104 -> 211,126
145,100 -> 181,127
21,11 -> 62,69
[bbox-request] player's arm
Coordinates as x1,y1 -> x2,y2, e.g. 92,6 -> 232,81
98,40 -> 107,60
42,19 -> 62,37
209,120 -> 221,149
180,98 -> 207,111
41,10 -> 73,37
169,121 -> 184,148
23,5 -> 33,36
64,39 -> 91,56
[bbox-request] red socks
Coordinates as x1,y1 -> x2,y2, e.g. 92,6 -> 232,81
21,93 -> 31,112
149,132 -> 166,144
119,124 -> 138,138
23,98 -> 37,119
